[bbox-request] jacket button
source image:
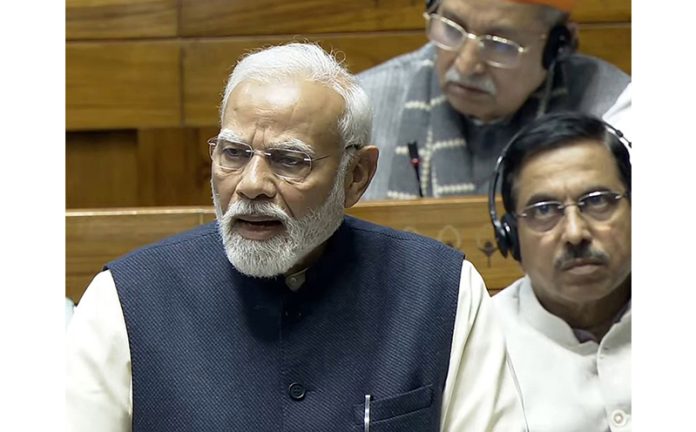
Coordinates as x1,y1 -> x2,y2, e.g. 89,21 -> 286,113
288,382 -> 306,401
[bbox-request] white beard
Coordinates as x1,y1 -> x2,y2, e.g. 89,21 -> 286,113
213,157 -> 349,278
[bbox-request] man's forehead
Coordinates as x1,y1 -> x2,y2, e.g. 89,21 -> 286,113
516,141 -> 623,200
226,79 -> 301,111
221,78 -> 344,149
226,78 -> 343,114
441,0 -> 548,31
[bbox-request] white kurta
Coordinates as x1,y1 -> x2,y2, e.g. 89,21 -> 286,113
67,260 -> 528,432
494,276 -> 631,432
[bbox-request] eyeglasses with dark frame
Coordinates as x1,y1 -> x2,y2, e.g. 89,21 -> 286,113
515,190 -> 629,232
423,12 -> 545,69
208,137 -> 359,183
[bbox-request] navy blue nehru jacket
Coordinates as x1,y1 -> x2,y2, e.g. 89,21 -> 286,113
108,216 -> 464,432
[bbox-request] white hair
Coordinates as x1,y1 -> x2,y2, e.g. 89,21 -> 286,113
219,42 -> 372,149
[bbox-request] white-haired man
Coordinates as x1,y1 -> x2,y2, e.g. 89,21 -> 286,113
66,43 -> 527,431
358,0 -> 630,199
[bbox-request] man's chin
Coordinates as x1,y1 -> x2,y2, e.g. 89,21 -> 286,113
445,93 -> 497,122
233,265 -> 289,279
224,233 -> 296,278
228,250 -> 296,279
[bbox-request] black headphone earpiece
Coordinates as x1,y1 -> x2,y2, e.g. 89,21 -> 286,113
488,138 -> 523,262
501,213 -> 521,261
542,24 -> 573,69
491,209 -> 521,261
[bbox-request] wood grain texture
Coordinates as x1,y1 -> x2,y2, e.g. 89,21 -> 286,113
66,131 -> 140,208
66,0 -> 178,40
136,128 -> 215,206
179,0 -> 630,37
578,24 -> 631,74
66,209 -> 213,302
66,41 -> 181,130
183,25 -> 630,127
181,33 -> 429,126
347,197 -> 523,292
569,0 -> 631,23
67,127 -> 219,208
66,197 -> 522,302
180,0 -> 424,37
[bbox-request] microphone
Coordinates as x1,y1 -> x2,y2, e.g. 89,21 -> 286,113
407,141 -> 424,198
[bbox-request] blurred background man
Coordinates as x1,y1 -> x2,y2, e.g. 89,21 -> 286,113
490,112 -> 631,431
358,0 -> 630,199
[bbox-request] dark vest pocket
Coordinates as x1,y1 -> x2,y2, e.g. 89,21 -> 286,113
352,384 -> 434,430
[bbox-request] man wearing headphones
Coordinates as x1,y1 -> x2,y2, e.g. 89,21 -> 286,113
489,112 -> 631,431
358,0 -> 631,200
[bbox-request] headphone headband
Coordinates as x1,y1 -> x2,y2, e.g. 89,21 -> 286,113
425,0 -> 440,12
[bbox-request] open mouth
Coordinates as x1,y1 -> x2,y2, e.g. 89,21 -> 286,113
232,215 -> 285,240
449,82 -> 491,96
236,218 -> 283,227
559,258 -> 606,276
561,258 -> 604,270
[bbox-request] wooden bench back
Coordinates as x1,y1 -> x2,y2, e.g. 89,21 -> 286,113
66,197 -> 523,302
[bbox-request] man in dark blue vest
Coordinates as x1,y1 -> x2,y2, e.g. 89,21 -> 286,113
66,42 -> 526,432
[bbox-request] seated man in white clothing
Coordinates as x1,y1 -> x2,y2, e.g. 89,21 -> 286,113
66,42 -> 526,432
489,112 -> 631,431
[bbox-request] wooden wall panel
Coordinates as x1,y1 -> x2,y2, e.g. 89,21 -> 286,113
136,128 -> 215,206
578,24 -> 631,74
179,0 -> 630,37
65,197 -> 521,303
66,209 -> 212,302
66,41 -> 181,130
182,33 -> 428,126
348,197 -> 523,292
66,131 -> 139,208
64,0 -> 630,211
183,25 -> 629,127
66,0 -> 178,40
570,0 -> 631,23
67,127 -> 220,209
180,0 -> 424,37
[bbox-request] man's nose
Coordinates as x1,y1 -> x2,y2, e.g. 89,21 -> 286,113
560,206 -> 592,246
234,155 -> 277,201
454,39 -> 485,75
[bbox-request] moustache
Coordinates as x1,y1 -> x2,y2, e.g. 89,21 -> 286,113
444,67 -> 496,95
554,245 -> 609,271
225,200 -> 290,227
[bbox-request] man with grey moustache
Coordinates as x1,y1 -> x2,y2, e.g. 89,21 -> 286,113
66,42 -> 526,431
489,112 -> 631,431
358,0 -> 631,200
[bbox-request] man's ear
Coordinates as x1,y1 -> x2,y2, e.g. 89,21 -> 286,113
343,145 -> 379,208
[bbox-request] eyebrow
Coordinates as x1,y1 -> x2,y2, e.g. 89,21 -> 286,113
524,187 -> 616,207
217,130 -> 314,155
218,129 -> 245,143
270,138 -> 314,155
441,9 -> 521,38
441,10 -> 466,26
523,193 -> 559,207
